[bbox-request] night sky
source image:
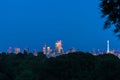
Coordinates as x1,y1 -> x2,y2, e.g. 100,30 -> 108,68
0,0 -> 120,52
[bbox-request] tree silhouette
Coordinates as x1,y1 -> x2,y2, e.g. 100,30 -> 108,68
100,0 -> 120,37
1,52 -> 120,80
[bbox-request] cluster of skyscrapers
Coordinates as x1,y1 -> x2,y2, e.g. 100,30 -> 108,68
3,40 -> 76,57
6,46 -> 38,56
3,39 -> 120,58
43,40 -> 65,57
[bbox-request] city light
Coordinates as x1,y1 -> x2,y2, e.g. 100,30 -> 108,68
1,40 -> 120,58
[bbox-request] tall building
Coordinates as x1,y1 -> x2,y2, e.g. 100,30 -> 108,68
14,48 -> 21,54
24,48 -> 29,54
33,49 -> 37,56
55,40 -> 63,53
47,46 -> 52,54
8,46 -> 12,54
107,40 -> 110,53
43,44 -> 46,55
98,49 -> 100,54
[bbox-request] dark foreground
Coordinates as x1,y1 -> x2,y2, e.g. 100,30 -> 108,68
0,52 -> 120,80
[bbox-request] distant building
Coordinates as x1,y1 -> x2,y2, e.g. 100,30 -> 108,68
7,46 -> 12,54
47,46 -> 52,54
33,49 -> 37,56
66,47 -> 76,54
43,44 -> 46,55
118,54 -> 120,59
106,40 -> 115,54
14,48 -> 21,54
107,40 -> 110,53
23,48 -> 29,54
42,40 -> 65,58
55,40 -> 63,53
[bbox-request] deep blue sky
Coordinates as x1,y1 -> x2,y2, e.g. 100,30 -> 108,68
0,0 -> 120,52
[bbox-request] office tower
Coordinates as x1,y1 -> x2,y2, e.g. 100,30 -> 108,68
43,44 -> 46,55
107,40 -> 110,53
47,46 -> 51,54
98,49 -> 100,54
55,40 -> 63,53
14,48 -> 21,54
33,49 -> 37,56
8,46 -> 12,54
24,48 -> 29,54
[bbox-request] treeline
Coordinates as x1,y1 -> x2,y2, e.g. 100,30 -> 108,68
0,52 -> 120,80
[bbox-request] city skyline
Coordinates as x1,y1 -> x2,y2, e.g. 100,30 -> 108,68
0,39 -> 119,54
0,0 -> 120,52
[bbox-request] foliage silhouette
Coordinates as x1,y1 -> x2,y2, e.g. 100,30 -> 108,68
0,52 -> 120,80
100,0 -> 120,37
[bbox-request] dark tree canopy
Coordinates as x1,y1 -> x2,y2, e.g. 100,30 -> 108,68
1,52 -> 120,80
100,0 -> 120,36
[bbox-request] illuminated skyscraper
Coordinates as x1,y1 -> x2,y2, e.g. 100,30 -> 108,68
43,44 -> 46,55
55,40 -> 63,53
107,40 -> 110,53
8,46 -> 12,54
47,46 -> 52,54
14,48 -> 21,54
